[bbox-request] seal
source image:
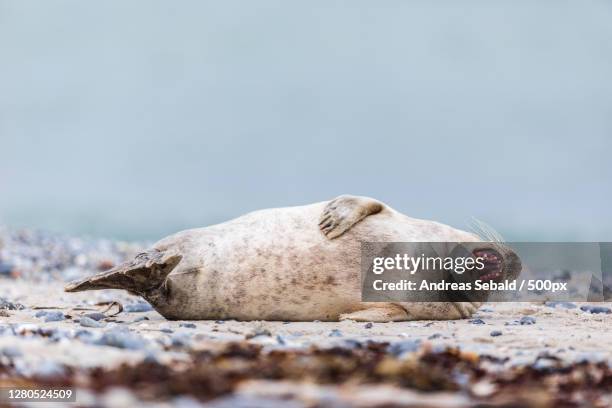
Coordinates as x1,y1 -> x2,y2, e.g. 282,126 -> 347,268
65,195 -> 521,321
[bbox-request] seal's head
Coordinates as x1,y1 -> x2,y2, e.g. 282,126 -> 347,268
449,241 -> 522,303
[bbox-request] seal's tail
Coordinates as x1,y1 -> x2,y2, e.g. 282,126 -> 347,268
64,249 -> 182,295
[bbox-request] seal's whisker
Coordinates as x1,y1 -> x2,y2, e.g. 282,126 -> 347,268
469,217 -> 504,243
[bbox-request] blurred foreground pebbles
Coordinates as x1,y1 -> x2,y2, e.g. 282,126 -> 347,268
1,337 -> 611,407
1,226 -> 611,407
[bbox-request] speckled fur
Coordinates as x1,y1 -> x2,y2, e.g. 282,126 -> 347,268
135,196 -> 488,321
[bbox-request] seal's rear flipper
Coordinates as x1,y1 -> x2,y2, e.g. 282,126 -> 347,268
64,249 -> 182,296
319,195 -> 384,239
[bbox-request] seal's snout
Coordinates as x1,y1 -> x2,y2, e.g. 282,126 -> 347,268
472,246 -> 522,283
473,248 -> 503,282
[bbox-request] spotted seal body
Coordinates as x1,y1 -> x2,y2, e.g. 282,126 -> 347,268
65,195 -> 520,321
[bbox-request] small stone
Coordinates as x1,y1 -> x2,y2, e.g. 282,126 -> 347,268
343,339 -> 363,349
215,320 -> 225,324
276,335 -> 287,345
179,323 -> 196,329
41,311 -> 65,322
388,339 -> 421,356
1,346 -> 22,358
132,316 -> 149,323
0,262 -> 14,276
171,333 -> 191,347
14,323 -> 39,335
428,333 -> 442,340
0,298 -> 25,310
96,328 -> 148,350
519,316 -> 536,325
545,301 -> 577,309
52,331 -> 71,343
160,328 -> 173,333
83,312 -> 107,321
468,318 -> 486,325
533,358 -> 556,370
580,305 -> 611,314
80,316 -> 104,328
329,329 -> 343,337
73,329 -> 94,341
124,302 -> 153,313
490,330 -> 503,337
31,361 -> 66,378
246,328 -> 271,339
364,322 -> 373,329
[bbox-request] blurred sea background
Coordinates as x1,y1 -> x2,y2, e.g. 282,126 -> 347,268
1,1 -> 611,242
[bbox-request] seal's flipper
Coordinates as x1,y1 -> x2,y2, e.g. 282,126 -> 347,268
64,249 -> 182,296
319,195 -> 384,239
339,304 -> 409,322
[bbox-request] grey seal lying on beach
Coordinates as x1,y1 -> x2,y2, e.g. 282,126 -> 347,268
65,195 -> 521,321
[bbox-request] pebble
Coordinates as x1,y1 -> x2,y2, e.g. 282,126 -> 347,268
80,316 -> 104,328
490,330 -> 503,337
388,339 -> 421,356
48,329 -> 69,342
73,329 -> 94,342
124,301 -> 153,313
160,328 -> 174,333
533,358 -> 556,370
30,361 -> 66,378
171,333 -> 192,348
364,322 -> 373,329
14,323 -> 39,335
580,305 -> 611,314
179,323 -> 196,329
83,312 -> 107,321
1,346 -> 22,358
428,333 -> 442,340
95,328 -> 148,350
35,311 -> 65,322
0,261 -> 14,276
519,316 -> 536,325
46,312 -> 66,322
343,339 -> 363,349
0,298 -> 25,310
468,318 -> 486,325
328,329 -> 343,337
247,328 -> 272,339
132,316 -> 149,323
545,301 -> 577,309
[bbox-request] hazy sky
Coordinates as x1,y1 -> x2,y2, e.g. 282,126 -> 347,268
1,1 -> 611,241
